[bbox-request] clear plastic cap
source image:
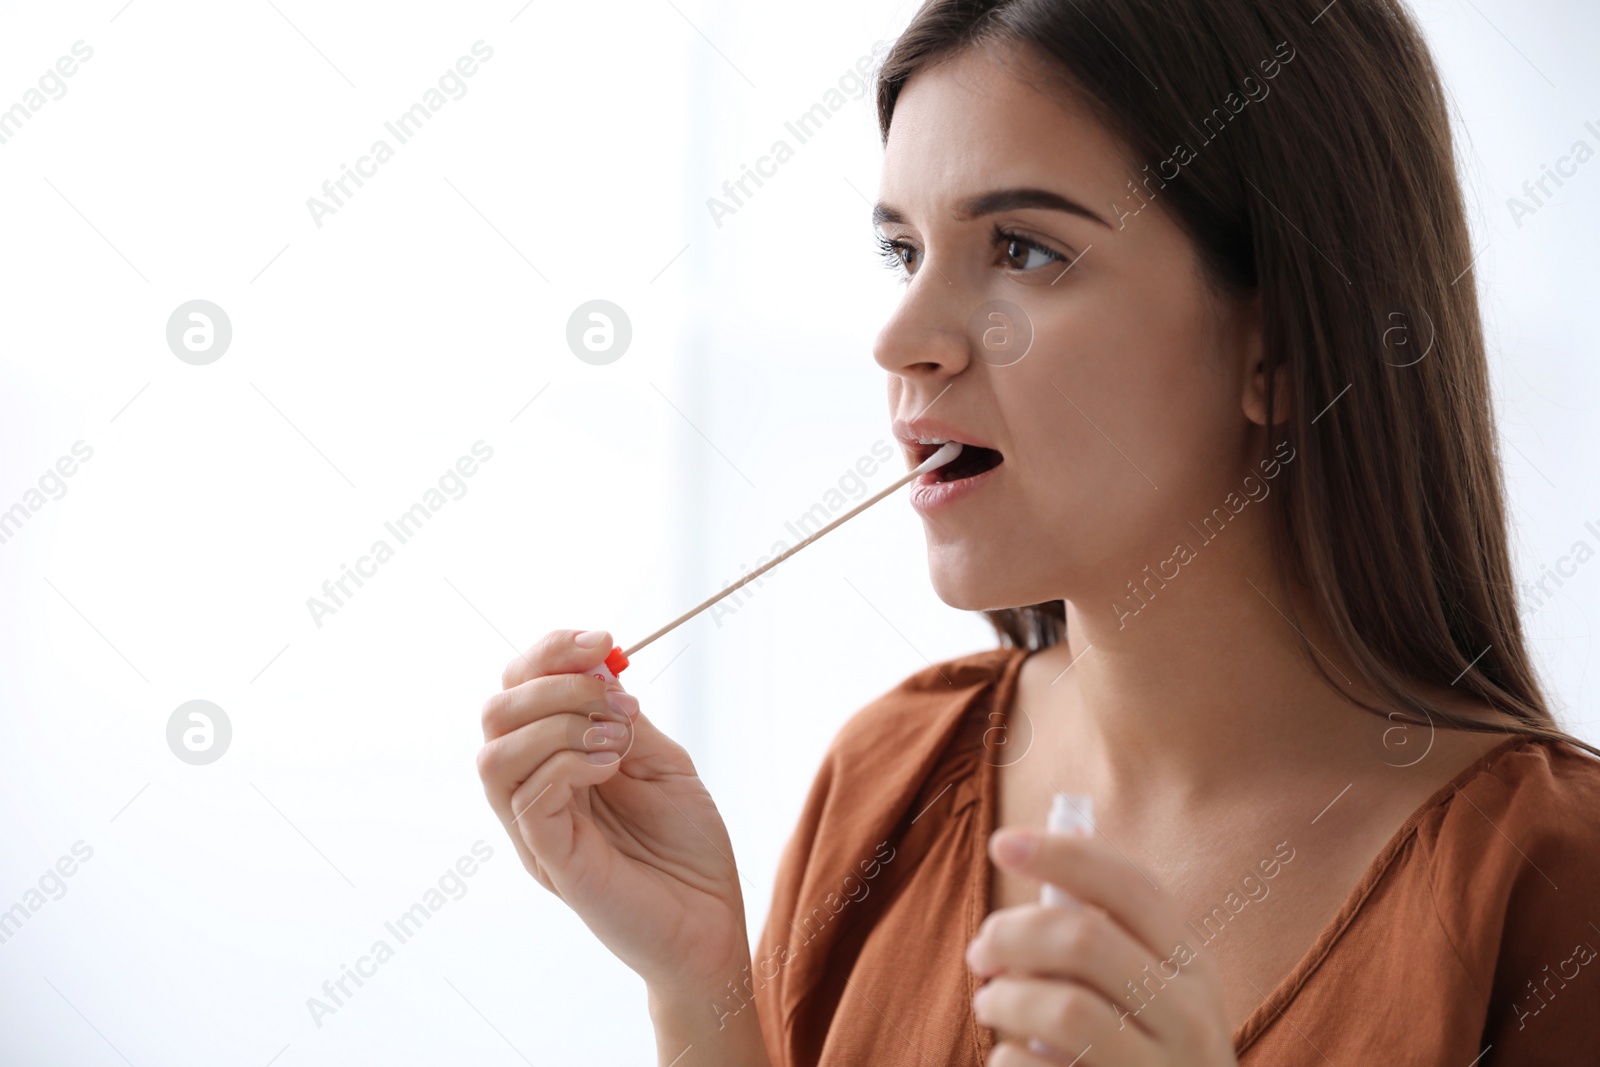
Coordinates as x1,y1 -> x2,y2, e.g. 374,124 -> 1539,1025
1047,792 -> 1095,837
1040,793 -> 1094,910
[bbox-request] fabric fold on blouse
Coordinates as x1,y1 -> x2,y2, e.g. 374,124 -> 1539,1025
752,646 -> 1600,1066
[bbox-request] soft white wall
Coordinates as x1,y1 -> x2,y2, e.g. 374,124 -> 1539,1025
0,0 -> 1592,1063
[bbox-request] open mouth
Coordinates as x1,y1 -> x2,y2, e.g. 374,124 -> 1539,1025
910,438 -> 1005,482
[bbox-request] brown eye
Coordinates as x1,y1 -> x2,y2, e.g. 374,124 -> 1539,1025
994,227 -> 1065,272
876,234 -> 920,275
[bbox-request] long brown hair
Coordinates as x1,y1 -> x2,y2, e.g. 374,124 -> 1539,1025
875,0 -> 1596,755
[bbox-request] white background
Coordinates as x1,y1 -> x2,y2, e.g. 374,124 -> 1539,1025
0,0 -> 1594,1063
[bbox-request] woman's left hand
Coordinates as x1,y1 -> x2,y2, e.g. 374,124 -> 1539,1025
966,826 -> 1240,1066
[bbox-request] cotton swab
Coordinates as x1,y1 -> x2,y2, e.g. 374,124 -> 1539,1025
583,441 -> 964,682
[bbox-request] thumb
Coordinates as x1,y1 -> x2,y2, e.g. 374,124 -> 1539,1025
502,628 -> 621,690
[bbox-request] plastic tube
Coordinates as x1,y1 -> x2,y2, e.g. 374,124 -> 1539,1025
588,646 -> 631,685
1041,792 -> 1094,906
1028,792 -> 1095,1062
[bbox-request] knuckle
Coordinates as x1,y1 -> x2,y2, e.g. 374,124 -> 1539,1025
1052,986 -> 1096,1036
573,717 -> 607,751
561,671 -> 606,708
480,691 -> 506,735
475,738 -> 501,779
1054,909 -> 1098,962
502,631 -> 563,688
500,655 -> 527,690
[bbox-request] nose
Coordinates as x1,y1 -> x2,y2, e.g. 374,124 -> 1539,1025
872,270 -> 973,382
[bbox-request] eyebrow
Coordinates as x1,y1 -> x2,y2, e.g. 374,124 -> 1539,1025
873,187 -> 1110,229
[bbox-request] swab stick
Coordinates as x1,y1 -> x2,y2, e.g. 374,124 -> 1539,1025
586,442 -> 964,681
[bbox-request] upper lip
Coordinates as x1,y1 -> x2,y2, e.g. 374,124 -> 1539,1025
891,416 -> 999,466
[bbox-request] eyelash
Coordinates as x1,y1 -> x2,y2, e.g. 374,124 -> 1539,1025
875,225 -> 1068,277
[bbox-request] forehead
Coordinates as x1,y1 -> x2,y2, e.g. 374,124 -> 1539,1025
879,43 -> 1127,215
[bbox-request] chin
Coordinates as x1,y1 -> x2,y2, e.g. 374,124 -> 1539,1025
925,549 -> 1046,612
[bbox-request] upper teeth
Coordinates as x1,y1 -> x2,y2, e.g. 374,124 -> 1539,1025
914,437 -> 950,445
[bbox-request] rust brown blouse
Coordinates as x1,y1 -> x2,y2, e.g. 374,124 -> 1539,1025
751,646 -> 1600,1065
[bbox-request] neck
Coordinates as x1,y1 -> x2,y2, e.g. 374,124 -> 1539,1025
1037,509 -> 1371,805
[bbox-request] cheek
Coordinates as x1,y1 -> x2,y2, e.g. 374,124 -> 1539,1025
1000,300 -> 1238,552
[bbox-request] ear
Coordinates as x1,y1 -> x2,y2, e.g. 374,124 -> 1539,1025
1237,294 -> 1288,426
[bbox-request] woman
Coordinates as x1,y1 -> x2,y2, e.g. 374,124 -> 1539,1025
475,0 -> 1600,1063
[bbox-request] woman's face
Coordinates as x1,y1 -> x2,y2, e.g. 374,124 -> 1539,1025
875,43 -> 1264,613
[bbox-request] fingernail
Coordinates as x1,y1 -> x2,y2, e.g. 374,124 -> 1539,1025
575,629 -> 610,649
584,750 -> 620,764
995,830 -> 1037,867
588,720 -> 627,742
606,691 -> 639,720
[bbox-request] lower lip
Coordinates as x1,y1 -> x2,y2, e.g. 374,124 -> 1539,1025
909,462 -> 1002,513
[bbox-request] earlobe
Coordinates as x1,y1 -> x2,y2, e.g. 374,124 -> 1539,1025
1244,358 -> 1292,426
1238,297 -> 1288,425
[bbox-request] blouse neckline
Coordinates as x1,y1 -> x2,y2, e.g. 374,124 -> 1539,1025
967,644 -> 1536,1057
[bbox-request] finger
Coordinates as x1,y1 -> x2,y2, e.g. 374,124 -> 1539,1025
990,828 -> 1190,962
505,748 -> 624,886
482,671 -> 625,740
968,904 -> 1161,1036
608,706 -> 697,778
986,1042 -> 1076,1067
989,1039 -> 1117,1067
478,709 -> 628,883
501,629 -> 617,691
501,707 -> 673,885
478,712 -> 631,799
974,974 -> 1150,1064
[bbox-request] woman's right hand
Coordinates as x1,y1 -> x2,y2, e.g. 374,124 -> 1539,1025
476,629 -> 751,996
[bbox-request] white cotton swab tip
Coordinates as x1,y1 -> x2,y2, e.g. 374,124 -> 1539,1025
915,440 -> 963,475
